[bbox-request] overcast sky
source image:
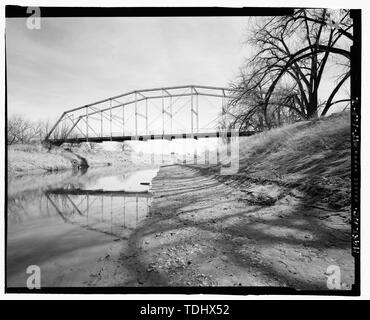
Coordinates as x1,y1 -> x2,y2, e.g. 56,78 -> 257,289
6,17 -> 250,122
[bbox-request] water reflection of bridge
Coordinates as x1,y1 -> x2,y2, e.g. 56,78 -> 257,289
44,188 -> 151,239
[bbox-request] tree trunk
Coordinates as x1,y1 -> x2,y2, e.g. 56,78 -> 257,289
308,51 -> 319,119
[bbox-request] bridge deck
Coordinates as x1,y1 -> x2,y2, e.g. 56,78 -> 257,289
47,131 -> 256,145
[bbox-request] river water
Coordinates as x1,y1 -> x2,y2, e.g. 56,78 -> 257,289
7,166 -> 159,288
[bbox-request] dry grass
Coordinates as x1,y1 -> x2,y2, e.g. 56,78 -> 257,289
202,111 -> 351,210
7,143 -> 133,176
8,145 -> 72,175
238,111 -> 350,182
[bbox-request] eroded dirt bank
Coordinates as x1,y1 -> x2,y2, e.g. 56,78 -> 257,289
7,142 -> 133,177
120,164 -> 353,290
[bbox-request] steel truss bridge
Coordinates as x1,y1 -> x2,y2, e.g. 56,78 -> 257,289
45,85 -> 255,145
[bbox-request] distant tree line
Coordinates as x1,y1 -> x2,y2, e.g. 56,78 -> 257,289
224,9 -> 352,132
7,115 -> 75,145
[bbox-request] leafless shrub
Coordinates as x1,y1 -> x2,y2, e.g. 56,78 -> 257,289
7,115 -> 78,145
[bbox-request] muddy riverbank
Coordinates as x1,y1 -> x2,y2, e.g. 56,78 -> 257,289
120,164 -> 353,289
7,142 -> 133,177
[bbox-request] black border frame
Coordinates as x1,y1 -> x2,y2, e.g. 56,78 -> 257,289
4,5 -> 361,296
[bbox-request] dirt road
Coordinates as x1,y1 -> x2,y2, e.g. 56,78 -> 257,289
116,164 -> 354,290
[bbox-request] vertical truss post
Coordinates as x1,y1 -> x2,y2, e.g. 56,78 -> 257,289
190,87 -> 194,138
222,89 -> 226,130
162,89 -> 165,135
135,92 -> 138,139
196,93 -> 199,133
145,98 -> 148,135
100,111 -> 103,137
170,96 -> 173,133
122,105 -> 125,136
86,107 -> 89,142
110,99 -> 113,141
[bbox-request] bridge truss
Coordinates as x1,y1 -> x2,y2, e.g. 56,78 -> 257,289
45,85 -> 242,145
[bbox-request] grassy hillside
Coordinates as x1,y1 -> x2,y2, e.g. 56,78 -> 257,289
240,112 -> 350,209
201,111 -> 351,211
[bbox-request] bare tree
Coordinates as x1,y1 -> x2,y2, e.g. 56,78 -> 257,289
227,9 -> 352,130
7,115 -> 33,145
7,115 -> 78,145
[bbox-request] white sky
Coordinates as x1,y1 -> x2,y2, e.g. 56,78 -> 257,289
6,17 -> 250,122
